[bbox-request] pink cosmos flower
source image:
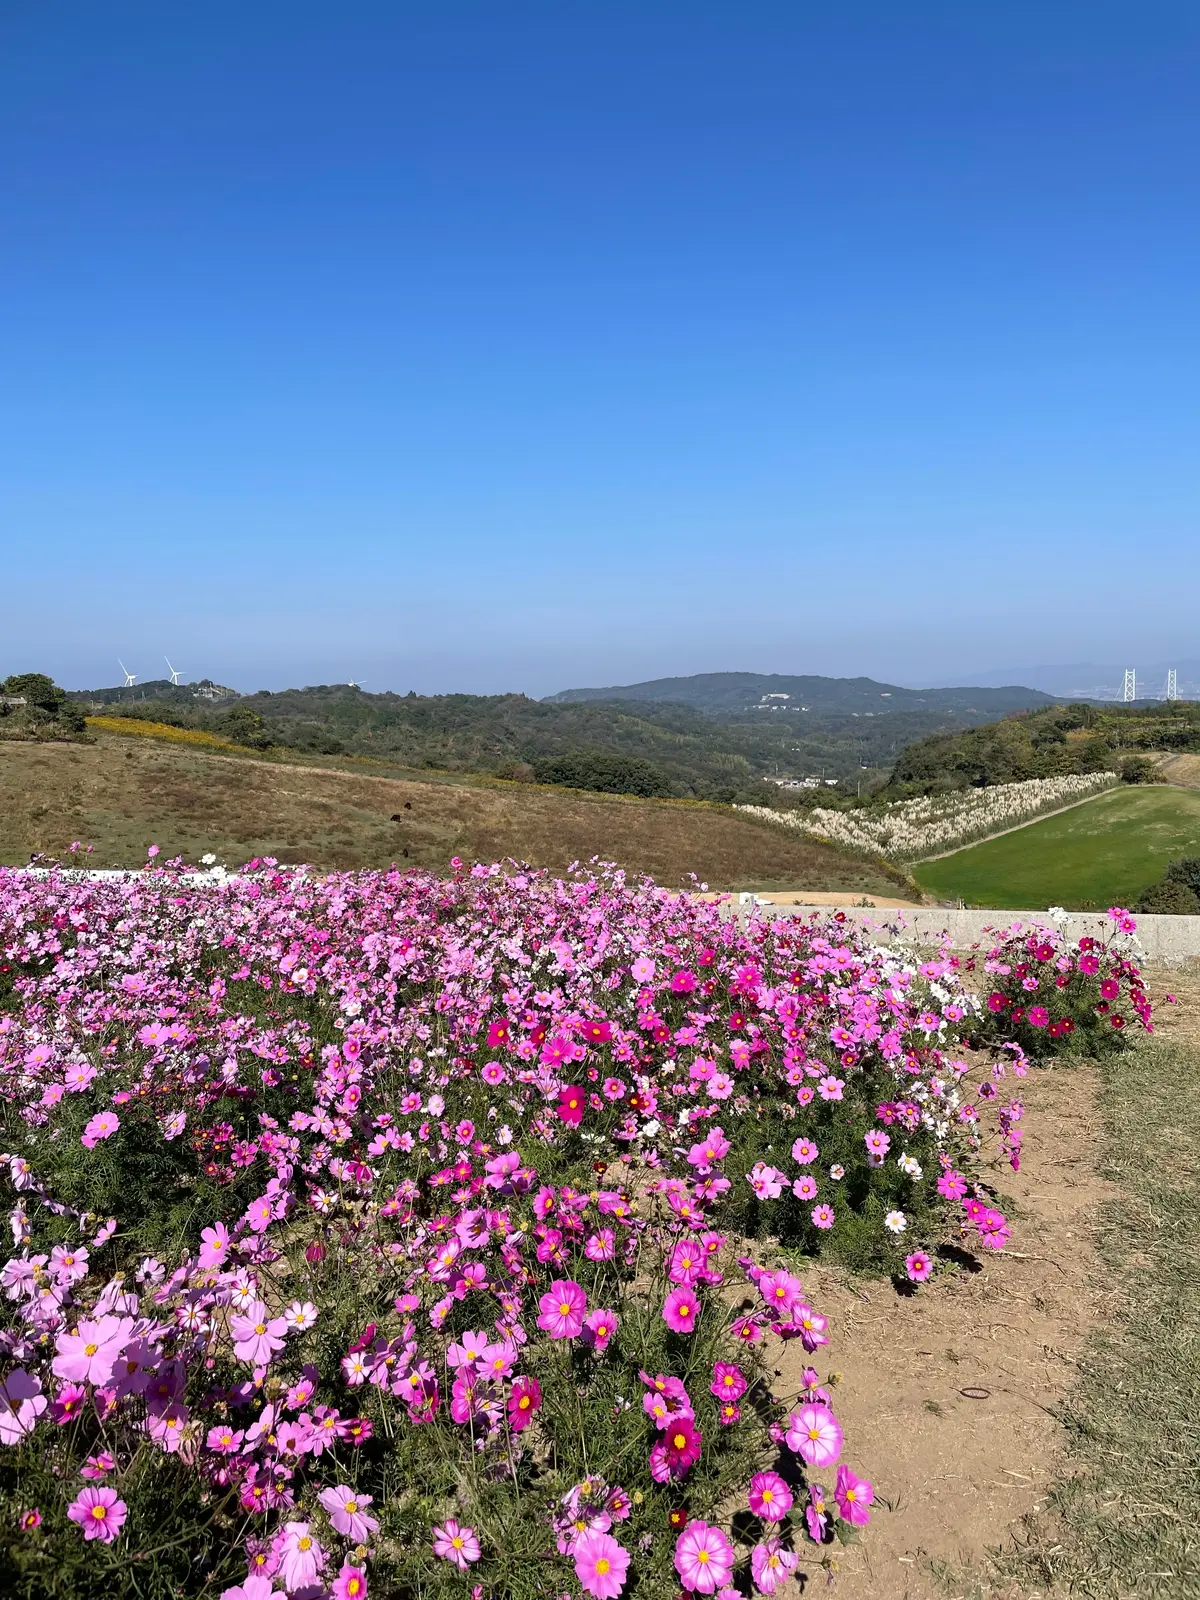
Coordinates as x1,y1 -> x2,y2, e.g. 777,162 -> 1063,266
67,1486 -> 127,1543
433,1518 -> 481,1570
905,1251 -> 934,1282
230,1301 -> 288,1365
810,1204 -> 835,1230
835,1463 -> 874,1525
198,1223 -> 230,1270
748,1470 -> 793,1522
710,1362 -> 747,1402
52,1383 -> 87,1425
0,1369 -> 46,1444
319,1485 -> 379,1542
674,1521 -> 735,1593
585,1229 -> 616,1262
751,1536 -> 799,1594
583,1309 -> 619,1352
792,1175 -> 818,1201
80,1111 -> 119,1149
662,1287 -> 699,1334
687,1127 -> 730,1167
219,1577 -> 274,1600
331,1565 -> 368,1600
791,1137 -> 818,1165
574,1530 -> 630,1599
785,1403 -> 843,1467
279,1522 -> 325,1590
937,1168 -> 968,1199
631,956 -> 656,983
537,1280 -> 587,1339
817,1076 -> 844,1101
52,1316 -> 132,1387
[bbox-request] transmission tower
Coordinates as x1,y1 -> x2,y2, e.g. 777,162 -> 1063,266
1122,668 -> 1136,702
1166,668 -> 1178,701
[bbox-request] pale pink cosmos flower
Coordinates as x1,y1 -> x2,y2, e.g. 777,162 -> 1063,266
785,1403 -> 843,1468
52,1316 -> 133,1386
674,1521 -> 734,1593
573,1529 -> 630,1598
278,1522 -> 325,1591
67,1486 -> 127,1543
751,1536 -> 799,1594
219,1576 -> 274,1600
0,1368 -> 46,1444
80,1112 -> 119,1148
432,1517 -> 481,1570
197,1222 -> 230,1270
318,1485 -> 379,1542
230,1301 -> 288,1365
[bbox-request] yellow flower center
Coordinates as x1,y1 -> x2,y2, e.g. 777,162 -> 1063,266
254,1323 -> 266,1335
298,1536 -> 312,1551
519,1396 -> 531,1410
452,1536 -> 464,1550
673,1433 -> 686,1449
84,1343 -> 98,1357
559,1301 -> 570,1315
91,1506 -> 107,1521
346,1500 -> 358,1513
596,1558 -> 611,1576
762,1489 -> 774,1502
697,1550 -> 709,1564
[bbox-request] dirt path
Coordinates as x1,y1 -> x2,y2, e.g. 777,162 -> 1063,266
778,1063 -> 1111,1597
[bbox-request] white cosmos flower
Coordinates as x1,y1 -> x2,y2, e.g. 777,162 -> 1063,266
884,1210 -> 908,1233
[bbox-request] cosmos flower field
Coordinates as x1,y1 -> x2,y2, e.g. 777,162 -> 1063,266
0,857 -> 1151,1598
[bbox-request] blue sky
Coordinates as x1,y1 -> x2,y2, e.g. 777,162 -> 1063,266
2,2 -> 1198,696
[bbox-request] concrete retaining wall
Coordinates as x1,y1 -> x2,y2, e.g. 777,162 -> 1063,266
733,904 -> 1200,965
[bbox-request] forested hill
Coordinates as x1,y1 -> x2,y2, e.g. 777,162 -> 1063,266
885,700 -> 1200,796
545,672 -> 1055,717
60,678 -> 1056,803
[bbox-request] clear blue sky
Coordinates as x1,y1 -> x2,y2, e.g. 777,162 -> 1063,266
2,2 -> 1197,696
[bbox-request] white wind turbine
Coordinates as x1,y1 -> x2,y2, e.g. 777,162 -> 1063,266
118,659 -> 137,688
164,657 -> 183,686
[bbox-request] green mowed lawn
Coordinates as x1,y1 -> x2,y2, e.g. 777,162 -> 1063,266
913,785 -> 1200,909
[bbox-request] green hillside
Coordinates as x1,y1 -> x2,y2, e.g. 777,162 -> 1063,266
913,786 -> 1200,909
63,679 -> 1054,797
888,699 -> 1200,796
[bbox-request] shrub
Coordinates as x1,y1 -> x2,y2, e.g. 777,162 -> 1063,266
533,750 -> 672,797
1118,755 -> 1162,785
0,861 -> 1042,1597
966,908 -> 1153,1061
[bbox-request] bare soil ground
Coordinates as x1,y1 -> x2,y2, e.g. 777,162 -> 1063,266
1157,752 -> 1200,789
0,733 -> 906,895
778,1063 -> 1112,1598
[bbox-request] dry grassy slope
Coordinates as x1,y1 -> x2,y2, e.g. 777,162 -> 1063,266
0,733 -> 907,893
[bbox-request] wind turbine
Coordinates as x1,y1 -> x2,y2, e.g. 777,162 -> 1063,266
164,657 -> 182,686
118,659 -> 137,688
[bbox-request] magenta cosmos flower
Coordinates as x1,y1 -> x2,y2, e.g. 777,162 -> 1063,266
674,1521 -> 734,1593
433,1518 -> 481,1570
573,1530 -> 630,1599
67,1486 -> 127,1544
748,1470 -> 793,1522
835,1463 -> 874,1525
710,1362 -> 746,1402
332,1566 -> 368,1600
318,1485 -> 379,1542
583,1308 -> 619,1352
507,1375 -> 542,1431
537,1280 -> 587,1339
904,1251 -> 933,1282
332,1565 -> 368,1600
785,1403 -> 843,1468
662,1287 -> 699,1333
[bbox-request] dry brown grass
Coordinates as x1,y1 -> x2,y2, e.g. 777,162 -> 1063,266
0,732 -> 907,893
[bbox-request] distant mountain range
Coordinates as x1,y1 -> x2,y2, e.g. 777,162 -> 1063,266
545,672 -> 1057,718
932,662 -> 1200,699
